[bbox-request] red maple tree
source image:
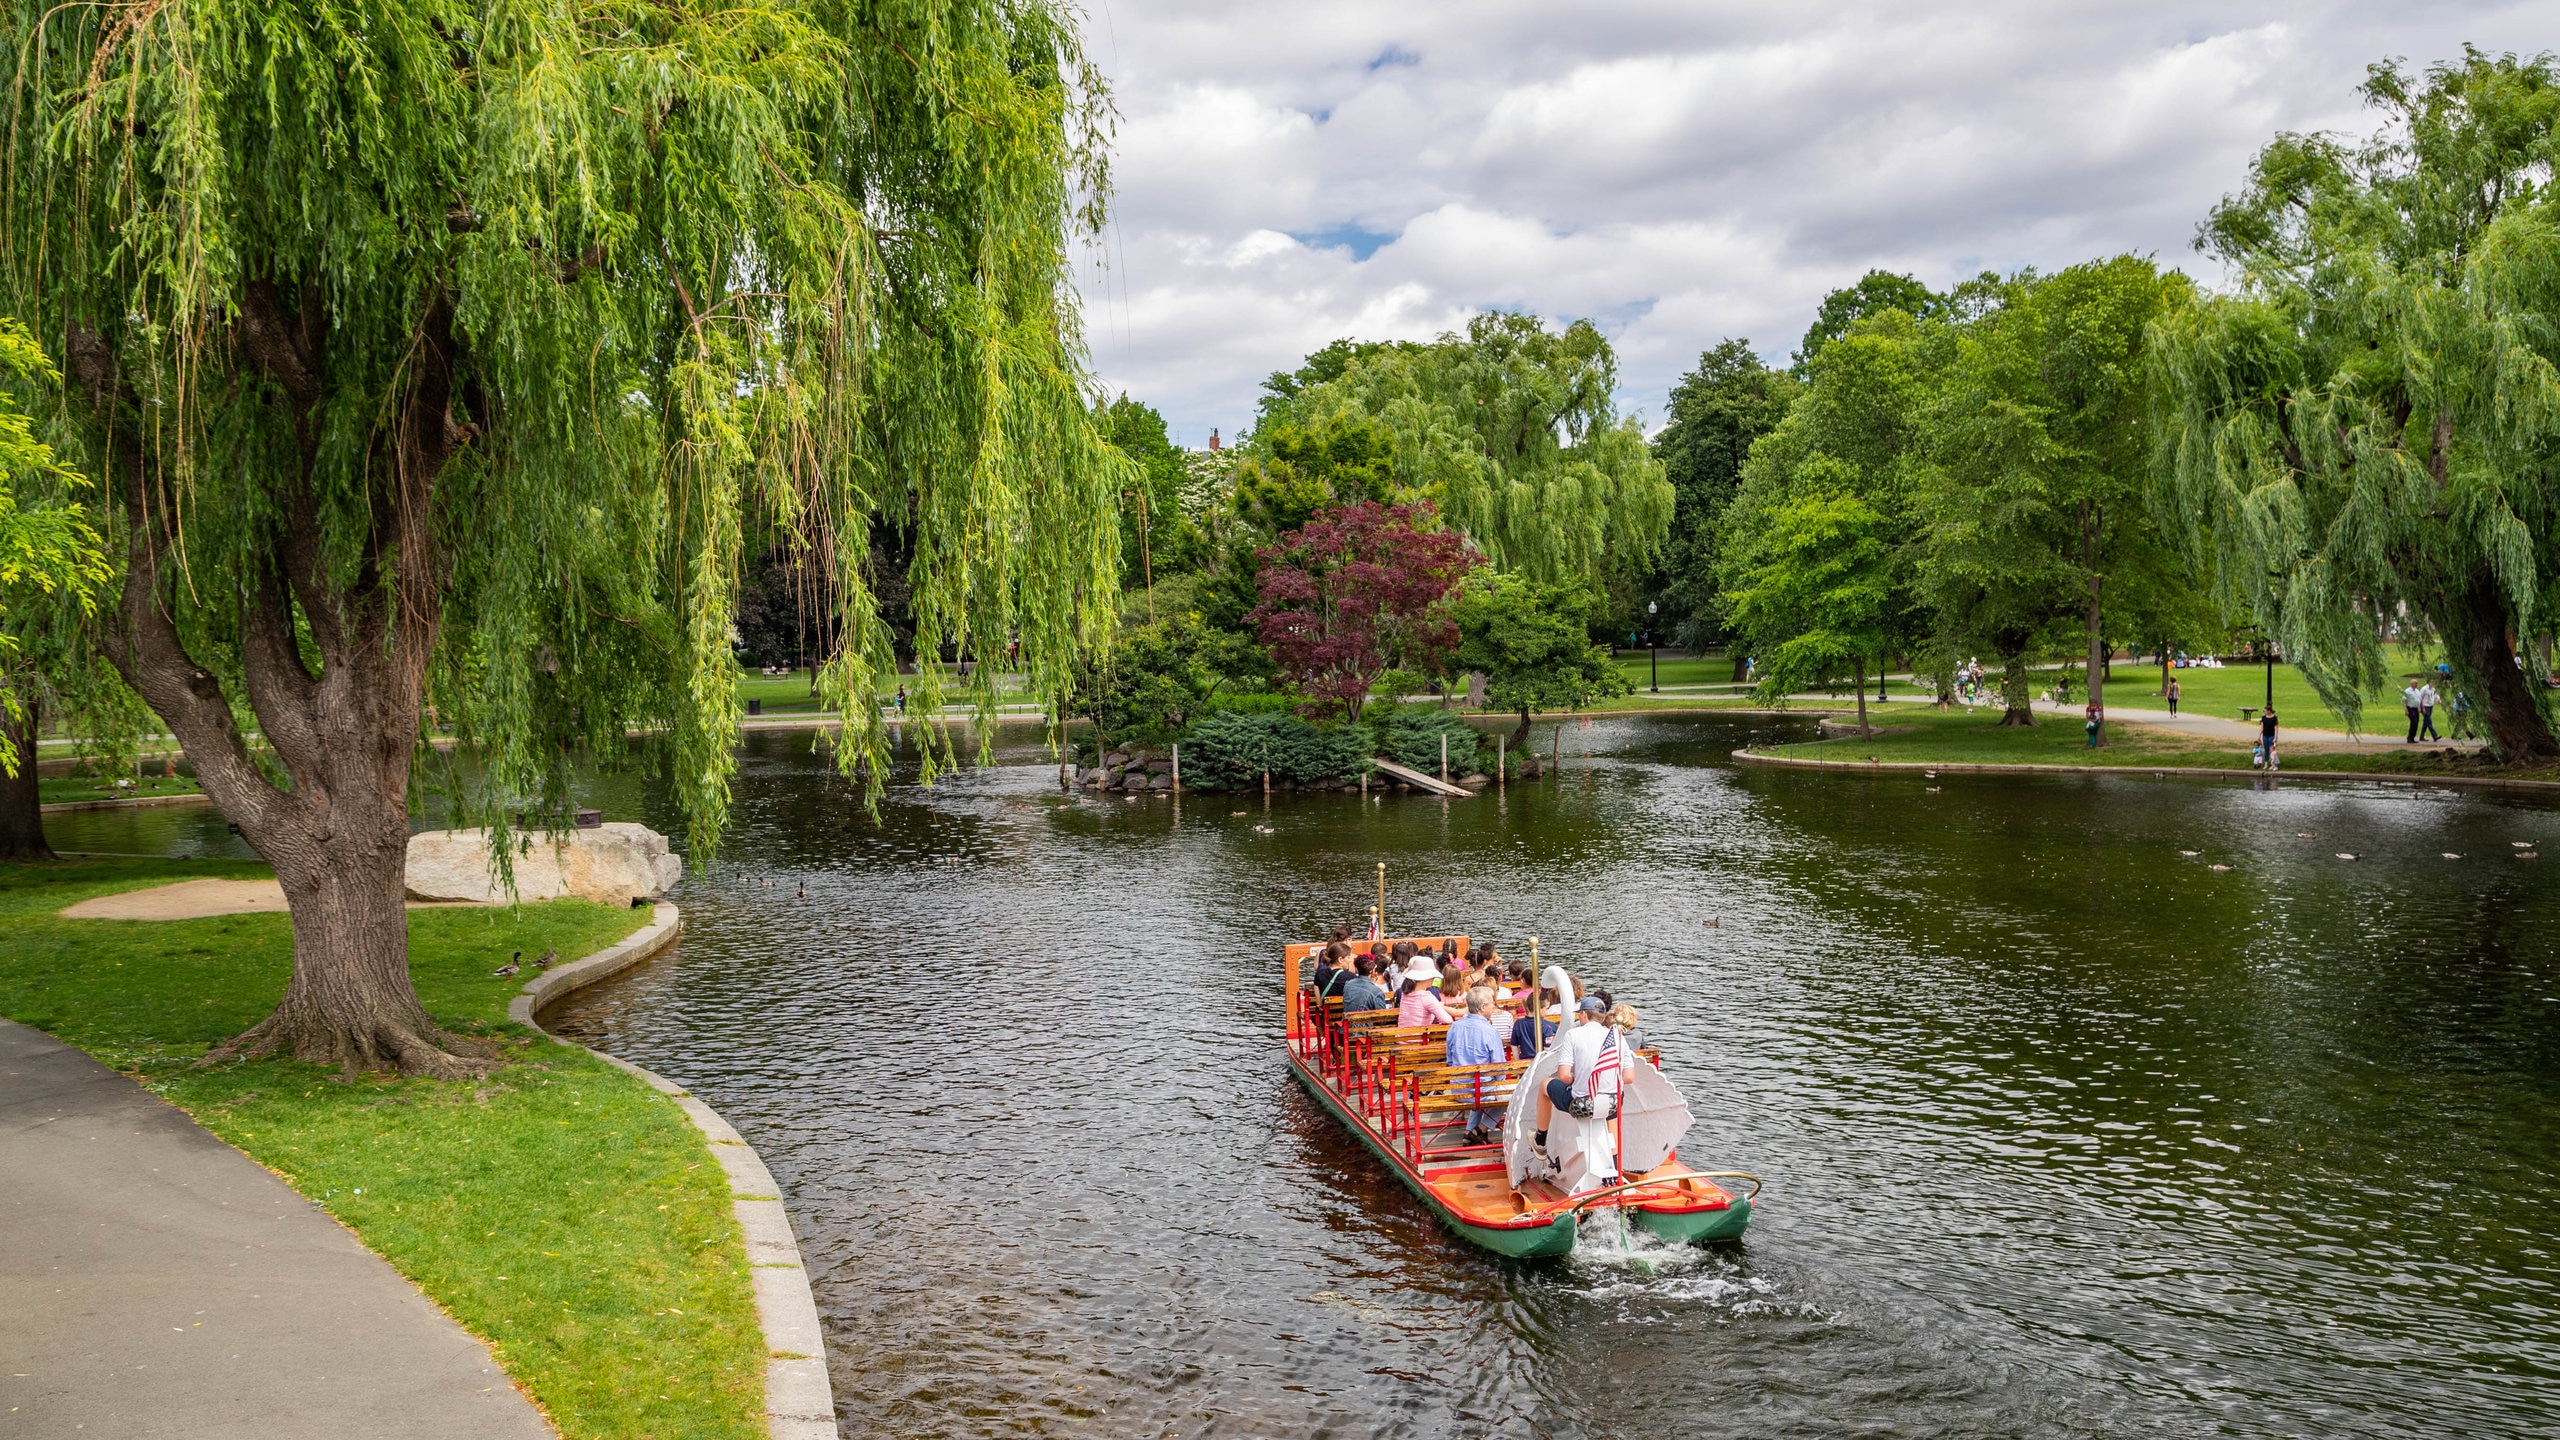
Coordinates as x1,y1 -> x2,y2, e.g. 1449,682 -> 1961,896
1248,501 -> 1482,722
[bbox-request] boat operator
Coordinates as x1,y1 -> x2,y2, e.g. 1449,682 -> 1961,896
1532,996 -> 1622,1155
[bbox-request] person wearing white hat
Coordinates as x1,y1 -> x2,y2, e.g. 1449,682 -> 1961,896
1397,956 -> 1454,1026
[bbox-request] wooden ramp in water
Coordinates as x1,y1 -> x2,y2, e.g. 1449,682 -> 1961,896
1370,756 -> 1470,797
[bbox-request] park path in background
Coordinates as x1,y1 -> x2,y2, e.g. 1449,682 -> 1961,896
0,1018 -> 553,1440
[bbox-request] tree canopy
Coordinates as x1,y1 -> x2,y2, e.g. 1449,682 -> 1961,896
1452,574 -> 1628,749
1794,270 -> 1944,373
1651,339 -> 1798,645
1248,501 -> 1478,723
2,0 -> 1125,1072
1254,313 -> 1673,591
2156,47 -> 2560,757
1917,256 -> 2196,734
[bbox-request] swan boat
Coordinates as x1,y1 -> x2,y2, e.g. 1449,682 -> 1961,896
1284,934 -> 1757,1258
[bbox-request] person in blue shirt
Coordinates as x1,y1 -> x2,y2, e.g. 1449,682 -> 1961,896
1337,955 -> 1392,1016
1507,979 -> 1559,1061
1444,988 -> 1508,1145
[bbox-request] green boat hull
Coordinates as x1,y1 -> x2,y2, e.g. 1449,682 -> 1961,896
1630,1193 -> 1752,1244
1290,1057 -> 1578,1258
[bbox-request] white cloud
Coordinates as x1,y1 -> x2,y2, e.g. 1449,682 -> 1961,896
1075,1 -> 2551,445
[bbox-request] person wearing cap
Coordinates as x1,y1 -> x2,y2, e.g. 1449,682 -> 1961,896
1397,956 -> 1455,1026
1533,996 -> 1623,1154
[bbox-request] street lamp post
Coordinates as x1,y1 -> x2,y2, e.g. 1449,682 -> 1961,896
1647,601 -> 1659,693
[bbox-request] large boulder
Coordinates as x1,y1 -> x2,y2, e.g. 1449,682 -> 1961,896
405,823 -> 682,906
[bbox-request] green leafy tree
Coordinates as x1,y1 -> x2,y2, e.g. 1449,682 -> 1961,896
1080,611 -> 1258,744
2156,48 -> 2560,758
1725,491 -> 1898,735
1917,257 -> 2197,738
0,320 -> 113,858
1794,270 -> 1944,374
1196,413 -> 1399,636
4,0 -> 1122,1073
1098,395 -> 1192,593
1652,339 -> 1798,661
1717,309 -> 1938,707
1452,574 -> 1629,754
1261,313 -> 1674,590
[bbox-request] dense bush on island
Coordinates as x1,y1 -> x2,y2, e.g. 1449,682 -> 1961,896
1074,707 -> 1526,793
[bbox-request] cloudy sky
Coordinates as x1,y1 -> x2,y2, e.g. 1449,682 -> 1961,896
1069,0 -> 2550,446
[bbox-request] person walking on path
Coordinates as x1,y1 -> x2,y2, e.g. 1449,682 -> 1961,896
2166,677 -> 2180,716
2418,680 -> 2441,741
2401,679 -> 2422,742
2258,705 -> 2280,770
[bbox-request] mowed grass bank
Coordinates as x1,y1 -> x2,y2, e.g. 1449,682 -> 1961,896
0,858 -> 765,1440
1743,706 -> 2560,782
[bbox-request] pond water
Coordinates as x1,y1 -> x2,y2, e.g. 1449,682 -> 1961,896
68,717 -> 2560,1437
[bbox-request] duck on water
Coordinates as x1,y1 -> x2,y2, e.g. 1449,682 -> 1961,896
1284,924 -> 1758,1259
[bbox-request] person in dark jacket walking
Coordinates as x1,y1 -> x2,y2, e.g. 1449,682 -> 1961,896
2257,705 -> 2280,771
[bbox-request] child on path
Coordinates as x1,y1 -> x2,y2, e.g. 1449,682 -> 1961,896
2166,677 -> 2180,716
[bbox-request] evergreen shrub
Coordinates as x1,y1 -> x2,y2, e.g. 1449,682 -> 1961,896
1374,709 -> 1492,776
1180,712 -> 1369,789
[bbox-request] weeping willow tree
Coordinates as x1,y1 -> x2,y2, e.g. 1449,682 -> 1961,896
2154,48 -> 2560,759
1259,313 -> 1672,589
1,0 -> 1124,1075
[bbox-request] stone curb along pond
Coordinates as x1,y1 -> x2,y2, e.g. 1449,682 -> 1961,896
1731,746 -> 2560,794
512,906 -> 838,1440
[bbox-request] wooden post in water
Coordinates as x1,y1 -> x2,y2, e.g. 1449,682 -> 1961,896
1497,733 -> 1505,787
1552,724 -> 1561,776
1440,733 -> 1448,783
1262,768 -> 1271,798
1376,862 -> 1387,937
1171,744 -> 1181,794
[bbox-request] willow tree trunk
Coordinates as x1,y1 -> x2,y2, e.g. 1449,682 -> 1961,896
2457,572 -> 2560,761
0,696 -> 50,861
68,293 -> 496,1078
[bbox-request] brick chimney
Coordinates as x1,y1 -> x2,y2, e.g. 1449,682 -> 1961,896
1207,428 -> 1221,452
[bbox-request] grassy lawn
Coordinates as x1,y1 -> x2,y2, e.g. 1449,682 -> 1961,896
2099,659 -> 2391,727
37,773 -> 204,805
1608,650 -> 1746,690
1744,705 -> 2560,781
738,663 -> 1041,715
0,858 -> 765,1440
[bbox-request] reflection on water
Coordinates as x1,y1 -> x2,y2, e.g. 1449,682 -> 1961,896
124,715 -> 2560,1438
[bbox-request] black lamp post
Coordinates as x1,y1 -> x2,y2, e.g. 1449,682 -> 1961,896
1647,601 -> 1659,692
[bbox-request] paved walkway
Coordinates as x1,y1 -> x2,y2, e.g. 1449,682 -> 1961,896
0,1018 -> 552,1439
